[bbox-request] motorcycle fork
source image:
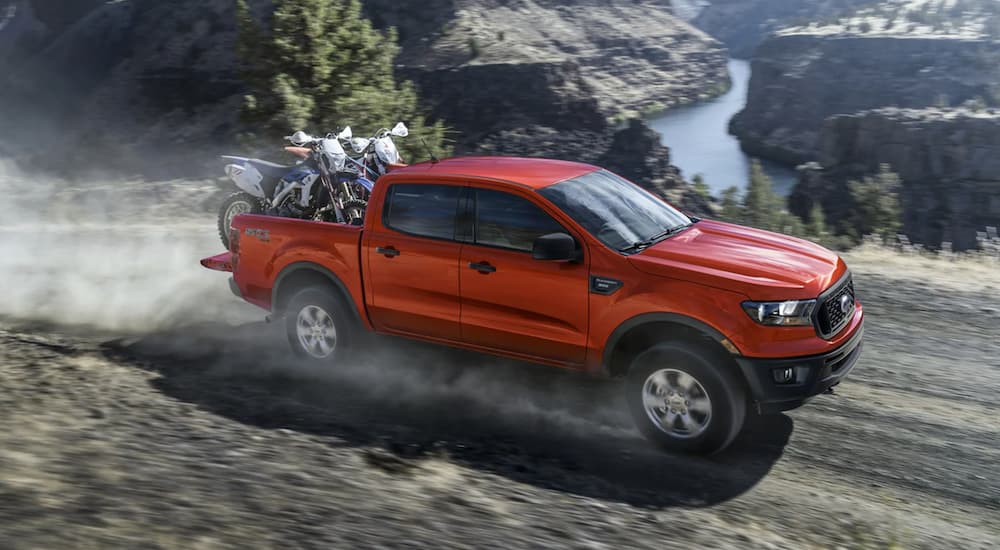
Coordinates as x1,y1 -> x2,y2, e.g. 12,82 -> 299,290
320,174 -> 346,223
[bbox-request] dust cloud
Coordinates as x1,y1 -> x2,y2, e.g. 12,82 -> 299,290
0,159 -> 256,331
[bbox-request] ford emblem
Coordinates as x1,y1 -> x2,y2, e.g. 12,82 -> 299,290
839,294 -> 853,314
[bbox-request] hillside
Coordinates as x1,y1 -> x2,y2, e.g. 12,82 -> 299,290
0,0 -> 727,179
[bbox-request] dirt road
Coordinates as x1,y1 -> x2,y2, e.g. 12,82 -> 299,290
0,176 -> 998,549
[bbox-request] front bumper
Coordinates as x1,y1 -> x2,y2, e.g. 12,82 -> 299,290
734,323 -> 864,414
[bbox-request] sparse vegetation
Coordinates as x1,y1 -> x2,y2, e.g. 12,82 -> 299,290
710,160 -> 901,251
781,0 -> 1000,38
713,160 -> 852,248
848,164 -> 903,241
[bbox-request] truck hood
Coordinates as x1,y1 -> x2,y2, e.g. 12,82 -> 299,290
627,219 -> 845,301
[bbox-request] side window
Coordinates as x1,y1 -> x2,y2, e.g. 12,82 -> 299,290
384,184 -> 462,240
474,188 -> 566,252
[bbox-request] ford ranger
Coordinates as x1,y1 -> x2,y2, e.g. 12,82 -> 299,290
201,157 -> 864,454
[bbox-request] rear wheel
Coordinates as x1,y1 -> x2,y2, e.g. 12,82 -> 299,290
218,192 -> 263,248
284,287 -> 357,365
626,341 -> 746,455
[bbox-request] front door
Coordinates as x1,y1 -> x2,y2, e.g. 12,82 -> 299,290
365,183 -> 464,341
459,187 -> 590,364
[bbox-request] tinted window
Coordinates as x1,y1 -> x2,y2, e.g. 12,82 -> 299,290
539,170 -> 690,252
475,188 -> 566,252
384,184 -> 461,240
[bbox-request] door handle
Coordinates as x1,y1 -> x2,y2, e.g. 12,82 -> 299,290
376,246 -> 400,258
468,262 -> 496,274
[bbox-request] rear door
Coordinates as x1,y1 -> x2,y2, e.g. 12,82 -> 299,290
459,186 -> 590,364
364,182 -> 465,341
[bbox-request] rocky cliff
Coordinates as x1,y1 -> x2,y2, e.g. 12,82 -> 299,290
790,107 -> 1000,250
691,0 -> 879,57
362,0 -> 729,156
731,33 -> 1000,165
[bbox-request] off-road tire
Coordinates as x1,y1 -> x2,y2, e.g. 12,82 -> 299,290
284,286 -> 358,366
625,341 -> 747,455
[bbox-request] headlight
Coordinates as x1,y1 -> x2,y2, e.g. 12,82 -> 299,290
741,299 -> 816,327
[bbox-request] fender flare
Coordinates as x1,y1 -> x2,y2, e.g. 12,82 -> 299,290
271,262 -> 360,323
600,312 -> 737,371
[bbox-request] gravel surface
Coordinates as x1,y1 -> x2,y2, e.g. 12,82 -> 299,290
1,175 -> 998,549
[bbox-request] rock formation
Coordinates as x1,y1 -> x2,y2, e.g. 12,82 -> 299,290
789,107 -> 1000,250
731,33 -> 1000,165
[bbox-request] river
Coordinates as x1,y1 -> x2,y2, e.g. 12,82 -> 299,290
648,59 -> 798,196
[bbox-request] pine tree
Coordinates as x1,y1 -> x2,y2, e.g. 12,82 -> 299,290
848,164 -> 903,240
807,203 -> 828,238
236,0 -> 447,160
691,174 -> 712,200
742,160 -> 783,231
719,186 -> 743,223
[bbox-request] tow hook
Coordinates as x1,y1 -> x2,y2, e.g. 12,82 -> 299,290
824,383 -> 839,395
265,314 -> 273,324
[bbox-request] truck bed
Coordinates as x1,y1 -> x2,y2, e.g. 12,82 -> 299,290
225,215 -> 365,314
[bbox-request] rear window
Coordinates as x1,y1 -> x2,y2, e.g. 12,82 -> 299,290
383,184 -> 462,240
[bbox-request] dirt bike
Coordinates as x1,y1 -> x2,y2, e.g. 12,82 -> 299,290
217,129 -> 352,248
216,123 -> 408,248
341,122 -> 409,180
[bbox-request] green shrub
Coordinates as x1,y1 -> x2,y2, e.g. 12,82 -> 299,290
235,0 -> 448,160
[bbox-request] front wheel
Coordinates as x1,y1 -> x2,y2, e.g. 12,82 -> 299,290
625,341 -> 746,455
218,192 -> 263,248
284,287 -> 357,366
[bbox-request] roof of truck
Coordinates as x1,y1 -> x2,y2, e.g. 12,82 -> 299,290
388,156 -> 601,189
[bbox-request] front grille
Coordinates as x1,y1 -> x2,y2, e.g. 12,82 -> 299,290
816,275 -> 855,339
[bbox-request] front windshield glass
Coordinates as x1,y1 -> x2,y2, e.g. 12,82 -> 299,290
538,170 -> 691,253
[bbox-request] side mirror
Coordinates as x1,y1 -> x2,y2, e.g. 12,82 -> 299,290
391,122 -> 409,137
337,126 -> 352,140
532,232 -> 578,262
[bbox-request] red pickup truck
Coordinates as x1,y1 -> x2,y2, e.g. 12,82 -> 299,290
202,157 -> 863,454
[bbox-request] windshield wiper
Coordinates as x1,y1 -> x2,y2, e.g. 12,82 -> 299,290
619,222 -> 695,254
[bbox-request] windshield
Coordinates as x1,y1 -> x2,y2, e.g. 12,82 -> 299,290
538,170 -> 691,253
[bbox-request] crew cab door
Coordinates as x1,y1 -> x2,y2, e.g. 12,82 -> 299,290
364,182 -> 464,341
459,186 -> 590,364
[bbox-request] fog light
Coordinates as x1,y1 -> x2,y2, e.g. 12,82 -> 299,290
772,367 -> 796,384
